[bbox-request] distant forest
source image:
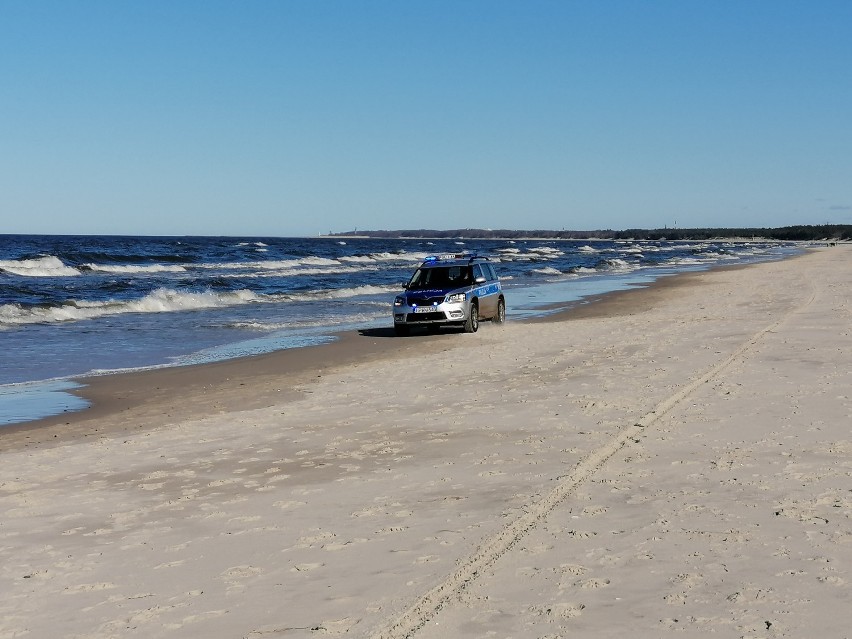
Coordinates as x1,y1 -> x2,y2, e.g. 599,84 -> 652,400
330,225 -> 852,242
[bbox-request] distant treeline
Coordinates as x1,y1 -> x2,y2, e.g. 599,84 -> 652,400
330,225 -> 852,242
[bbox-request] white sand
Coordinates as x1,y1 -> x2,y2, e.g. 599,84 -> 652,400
1,245 -> 850,638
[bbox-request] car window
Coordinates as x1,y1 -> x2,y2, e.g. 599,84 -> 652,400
409,266 -> 471,290
483,263 -> 497,281
448,266 -> 471,285
408,267 -> 441,289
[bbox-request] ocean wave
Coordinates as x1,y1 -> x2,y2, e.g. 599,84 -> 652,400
338,251 -> 427,264
191,250 -> 443,273
0,281 -> 399,328
228,320 -> 303,331
597,258 -> 637,272
198,256 -> 345,272
323,284 -> 398,298
219,265 -> 366,279
225,309 -> 387,332
199,251 -> 427,277
665,257 -> 704,266
527,246 -> 564,256
0,288 -> 260,326
0,256 -> 81,277
531,266 -> 565,276
301,256 -> 343,267
338,254 -> 382,264
278,284 -> 399,302
494,246 -> 563,262
698,251 -> 739,261
84,263 -> 188,274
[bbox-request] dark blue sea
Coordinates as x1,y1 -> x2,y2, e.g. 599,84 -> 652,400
1,235 -> 800,425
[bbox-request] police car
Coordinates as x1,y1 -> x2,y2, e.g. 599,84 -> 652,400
393,253 -> 506,335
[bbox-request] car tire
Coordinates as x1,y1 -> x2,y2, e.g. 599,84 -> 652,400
493,298 -> 506,324
464,303 -> 479,333
394,324 -> 410,336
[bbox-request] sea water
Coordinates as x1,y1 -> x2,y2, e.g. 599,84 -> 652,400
0,235 -> 800,425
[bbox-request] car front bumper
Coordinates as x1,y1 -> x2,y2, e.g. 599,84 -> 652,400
393,301 -> 468,325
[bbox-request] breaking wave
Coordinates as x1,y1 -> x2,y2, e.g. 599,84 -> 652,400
0,288 -> 259,326
0,256 -> 81,277
84,263 -> 188,274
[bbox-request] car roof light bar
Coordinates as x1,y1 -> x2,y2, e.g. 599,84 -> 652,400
422,252 -> 486,264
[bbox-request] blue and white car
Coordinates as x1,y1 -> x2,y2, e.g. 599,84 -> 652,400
393,253 -> 506,335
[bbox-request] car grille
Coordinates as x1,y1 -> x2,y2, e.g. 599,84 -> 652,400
407,295 -> 445,306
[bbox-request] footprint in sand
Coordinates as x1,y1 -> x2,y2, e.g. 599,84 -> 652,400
295,530 -> 337,548
63,582 -> 117,594
375,526 -> 407,534
523,543 -> 554,555
556,563 -> 587,576
324,539 -> 367,551
291,563 -> 324,572
578,578 -> 611,589
274,500 -> 306,510
567,529 -> 597,539
220,565 -> 263,583
317,617 -> 359,633
663,592 -> 688,605
530,602 -> 586,619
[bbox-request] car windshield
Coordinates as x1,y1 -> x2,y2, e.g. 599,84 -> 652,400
408,265 -> 472,290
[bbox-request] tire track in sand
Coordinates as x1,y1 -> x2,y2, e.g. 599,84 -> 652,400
369,292 -> 815,639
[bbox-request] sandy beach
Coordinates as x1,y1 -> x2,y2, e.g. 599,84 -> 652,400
1,244 -> 850,638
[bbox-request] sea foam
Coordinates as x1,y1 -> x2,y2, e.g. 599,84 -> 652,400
84,263 -> 188,274
0,256 -> 81,277
0,288 -> 260,326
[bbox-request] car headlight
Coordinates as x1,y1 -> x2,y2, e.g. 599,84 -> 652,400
394,296 -> 406,307
445,293 -> 466,303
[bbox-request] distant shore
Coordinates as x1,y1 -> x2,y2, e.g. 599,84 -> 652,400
320,234 -> 826,243
324,223 -> 852,242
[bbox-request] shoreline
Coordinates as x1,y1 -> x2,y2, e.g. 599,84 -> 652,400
0,238 -> 804,431
3,259 -> 750,449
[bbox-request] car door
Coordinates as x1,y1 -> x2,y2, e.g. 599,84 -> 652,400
472,263 -> 497,318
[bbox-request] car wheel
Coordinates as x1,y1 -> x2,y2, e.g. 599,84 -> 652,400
493,298 -> 506,324
394,324 -> 410,336
464,303 -> 479,333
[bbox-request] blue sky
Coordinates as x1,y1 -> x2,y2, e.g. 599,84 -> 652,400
2,1 -> 851,236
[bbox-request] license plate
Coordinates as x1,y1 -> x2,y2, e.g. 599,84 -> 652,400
414,306 -> 437,313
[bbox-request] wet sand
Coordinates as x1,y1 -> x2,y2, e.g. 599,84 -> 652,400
1,245 -> 850,638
